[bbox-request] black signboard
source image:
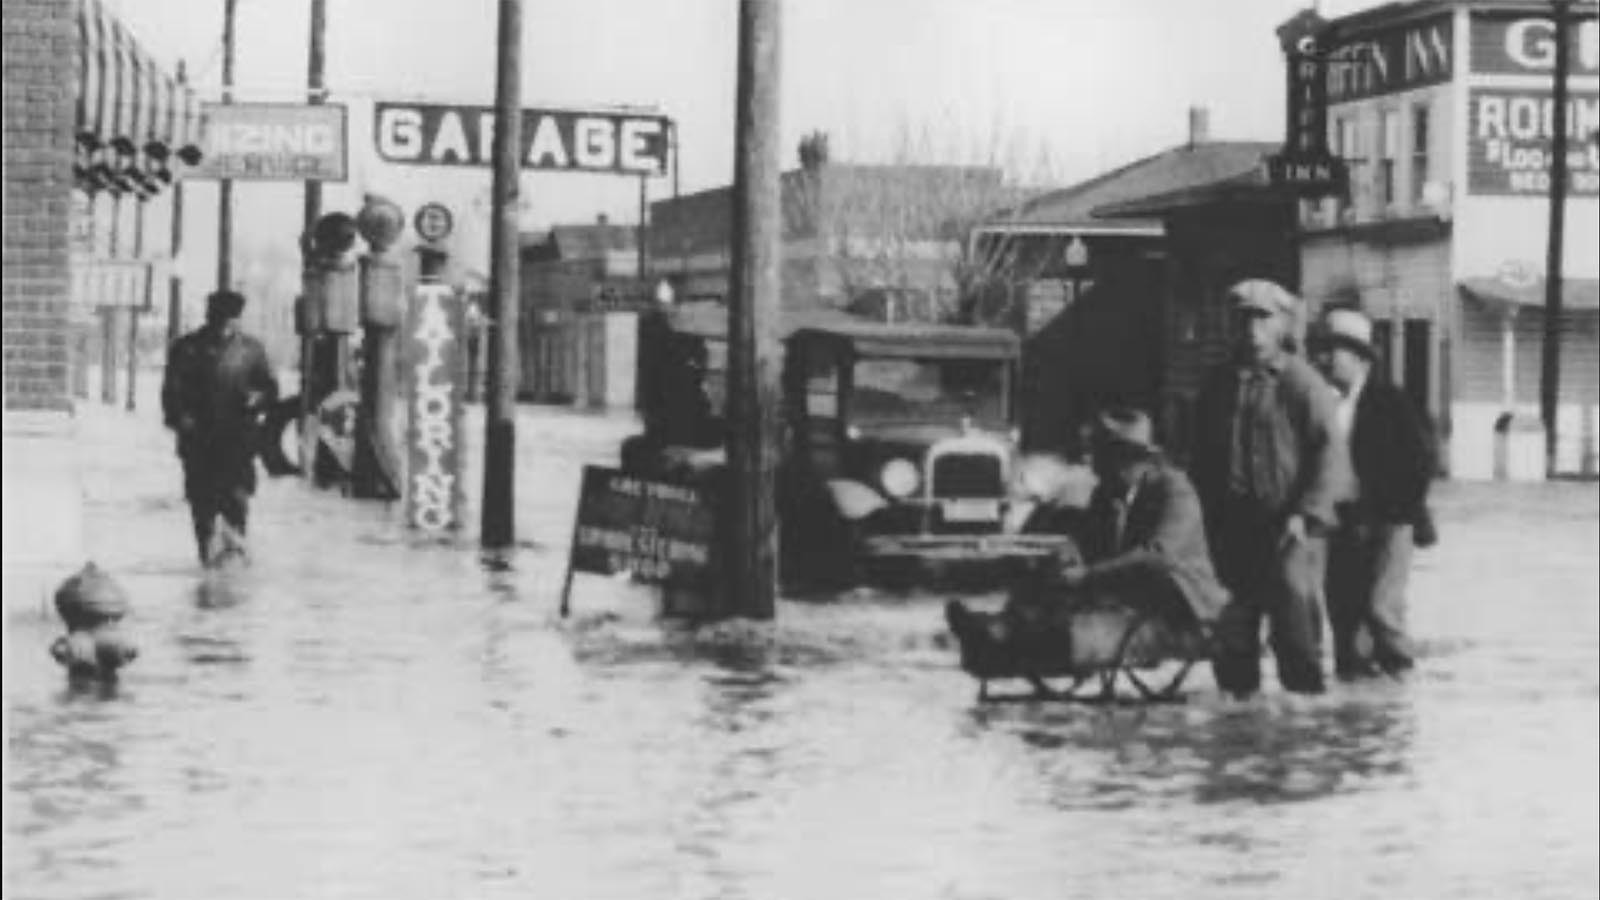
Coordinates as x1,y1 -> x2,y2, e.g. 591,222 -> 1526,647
561,466 -> 719,614
1272,10 -> 1347,198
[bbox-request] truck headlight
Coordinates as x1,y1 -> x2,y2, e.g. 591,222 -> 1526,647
879,458 -> 920,498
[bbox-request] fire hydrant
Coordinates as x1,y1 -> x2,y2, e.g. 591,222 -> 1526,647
49,562 -> 138,682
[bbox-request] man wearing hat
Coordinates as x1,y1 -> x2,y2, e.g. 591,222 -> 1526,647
1192,279 -> 1349,697
161,290 -> 279,565
946,406 -> 1229,668
1311,307 -> 1434,679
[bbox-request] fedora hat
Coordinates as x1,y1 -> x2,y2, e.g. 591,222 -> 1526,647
1322,307 -> 1375,358
1094,406 -> 1155,453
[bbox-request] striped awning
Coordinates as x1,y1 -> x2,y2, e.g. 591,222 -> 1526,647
76,0 -> 199,152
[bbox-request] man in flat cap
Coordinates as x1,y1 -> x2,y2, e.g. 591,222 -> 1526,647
161,290 -> 279,566
1310,307 -> 1434,679
1191,279 -> 1349,697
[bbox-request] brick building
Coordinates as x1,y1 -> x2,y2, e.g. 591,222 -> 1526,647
647,155 -> 1009,319
1291,0 -> 1600,478
5,0 -> 196,598
4,0 -> 77,412
4,0 -> 198,414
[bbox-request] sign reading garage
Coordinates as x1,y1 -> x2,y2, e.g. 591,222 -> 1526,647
374,102 -> 669,174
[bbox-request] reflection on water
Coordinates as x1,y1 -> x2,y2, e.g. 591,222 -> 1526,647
6,474 -> 1598,899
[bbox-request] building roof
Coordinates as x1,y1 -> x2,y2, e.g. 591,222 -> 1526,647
1091,165 -> 1292,218
979,141 -> 1277,235
521,222 -> 637,261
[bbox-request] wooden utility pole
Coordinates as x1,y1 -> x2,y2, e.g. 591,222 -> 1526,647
725,0 -> 783,619
168,61 -> 188,344
216,0 -> 237,292
304,0 -> 326,232
481,0 -> 524,554
299,0 -> 330,466
1540,0 -> 1571,478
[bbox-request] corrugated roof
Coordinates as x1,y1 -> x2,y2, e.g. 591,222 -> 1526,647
984,141 -> 1277,232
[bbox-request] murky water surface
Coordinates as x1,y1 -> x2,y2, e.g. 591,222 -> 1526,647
6,406 -> 1598,900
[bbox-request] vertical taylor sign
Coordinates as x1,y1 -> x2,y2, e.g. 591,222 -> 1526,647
405,283 -> 467,531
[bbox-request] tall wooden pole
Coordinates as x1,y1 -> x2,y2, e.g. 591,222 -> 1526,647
168,61 -> 188,344
1540,0 -> 1571,478
481,0 -> 523,554
304,0 -> 326,232
299,0 -> 329,463
216,0 -> 237,292
726,0 -> 783,619
127,197 -> 147,411
637,173 -> 649,285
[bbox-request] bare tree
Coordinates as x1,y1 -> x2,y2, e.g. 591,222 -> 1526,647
786,122 -> 1062,326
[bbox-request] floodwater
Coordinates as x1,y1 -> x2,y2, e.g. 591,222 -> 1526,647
5,399 -> 1598,900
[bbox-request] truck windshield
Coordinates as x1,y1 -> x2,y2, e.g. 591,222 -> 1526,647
850,357 -> 1006,424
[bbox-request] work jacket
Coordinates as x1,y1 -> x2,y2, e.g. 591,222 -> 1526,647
1191,353 -> 1350,533
1077,453 -> 1231,625
161,327 -> 278,485
1346,377 -> 1435,525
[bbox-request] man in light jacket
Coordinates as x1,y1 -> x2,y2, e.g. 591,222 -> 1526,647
1191,279 -> 1350,697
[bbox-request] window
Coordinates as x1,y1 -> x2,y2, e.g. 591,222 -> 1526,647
1411,104 -> 1432,206
1334,115 -> 1363,214
1378,109 -> 1401,208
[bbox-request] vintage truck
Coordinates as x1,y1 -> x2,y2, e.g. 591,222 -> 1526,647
621,303 -> 1081,591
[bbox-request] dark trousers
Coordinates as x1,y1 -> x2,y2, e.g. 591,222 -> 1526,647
183,456 -> 252,564
1328,520 -> 1414,676
1210,502 -> 1327,696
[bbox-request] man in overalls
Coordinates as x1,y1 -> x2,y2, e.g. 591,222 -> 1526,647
161,290 -> 279,566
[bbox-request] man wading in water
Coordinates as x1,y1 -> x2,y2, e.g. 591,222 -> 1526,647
161,290 -> 279,566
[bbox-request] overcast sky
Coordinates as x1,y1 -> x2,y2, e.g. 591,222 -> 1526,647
105,0 -> 1366,276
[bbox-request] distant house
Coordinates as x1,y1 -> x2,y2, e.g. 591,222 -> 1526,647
520,216 -> 646,317
647,154 -> 1013,321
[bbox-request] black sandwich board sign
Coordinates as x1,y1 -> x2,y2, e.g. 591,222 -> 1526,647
560,465 -> 719,616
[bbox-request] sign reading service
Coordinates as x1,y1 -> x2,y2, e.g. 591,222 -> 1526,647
189,103 -> 348,181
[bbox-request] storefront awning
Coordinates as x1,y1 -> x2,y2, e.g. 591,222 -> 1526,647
76,0 -> 201,194
1459,276 -> 1600,313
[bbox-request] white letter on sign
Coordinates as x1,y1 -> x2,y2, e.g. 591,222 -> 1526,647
431,111 -> 473,163
620,119 -> 661,172
378,108 -> 423,160
527,115 -> 568,167
575,118 -> 616,169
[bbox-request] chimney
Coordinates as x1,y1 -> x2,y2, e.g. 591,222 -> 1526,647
596,213 -> 610,226
1187,106 -> 1210,148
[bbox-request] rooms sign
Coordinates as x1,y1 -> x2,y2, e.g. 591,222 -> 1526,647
374,102 -> 669,174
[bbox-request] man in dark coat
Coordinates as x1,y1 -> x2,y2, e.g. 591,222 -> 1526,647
1191,279 -> 1350,697
946,407 -> 1229,670
1312,308 -> 1435,679
161,290 -> 279,565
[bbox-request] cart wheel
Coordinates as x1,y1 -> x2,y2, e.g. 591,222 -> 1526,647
1113,611 -> 1196,702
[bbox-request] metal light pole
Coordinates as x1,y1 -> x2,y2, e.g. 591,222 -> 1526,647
481,0 -> 524,555
725,0 -> 783,619
216,0 -> 237,292
1539,0 -> 1572,479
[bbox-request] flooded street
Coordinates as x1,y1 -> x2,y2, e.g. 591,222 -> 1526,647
5,401 -> 1598,900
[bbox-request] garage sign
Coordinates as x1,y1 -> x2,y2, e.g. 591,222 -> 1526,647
374,102 -> 669,174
